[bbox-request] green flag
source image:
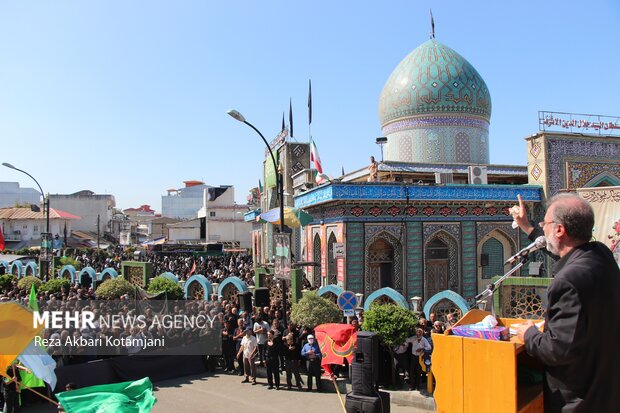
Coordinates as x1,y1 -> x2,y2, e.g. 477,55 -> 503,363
56,377 -> 156,413
29,283 -> 39,312
20,366 -> 45,388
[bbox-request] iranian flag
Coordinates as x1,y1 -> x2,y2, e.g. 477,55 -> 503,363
310,138 -> 325,184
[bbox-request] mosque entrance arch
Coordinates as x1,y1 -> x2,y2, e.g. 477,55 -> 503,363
327,232 -> 337,285
368,238 -> 394,293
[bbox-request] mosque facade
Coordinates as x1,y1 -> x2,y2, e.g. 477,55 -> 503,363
293,36 -> 545,314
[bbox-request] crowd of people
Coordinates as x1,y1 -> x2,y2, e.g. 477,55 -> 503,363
393,312 -> 456,391
57,247 -> 255,285
218,299 -> 360,392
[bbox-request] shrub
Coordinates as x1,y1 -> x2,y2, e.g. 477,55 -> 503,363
17,276 -> 43,292
362,303 -> 418,347
147,276 -> 183,300
96,278 -> 136,300
290,291 -> 341,328
0,274 -> 17,292
41,278 -> 71,294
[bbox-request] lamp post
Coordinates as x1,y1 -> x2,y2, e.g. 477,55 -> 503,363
2,162 -> 51,279
227,109 -> 288,327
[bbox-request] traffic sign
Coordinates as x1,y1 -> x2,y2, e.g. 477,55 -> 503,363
337,291 -> 358,311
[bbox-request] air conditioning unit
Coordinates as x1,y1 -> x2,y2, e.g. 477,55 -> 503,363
468,166 -> 488,185
435,172 -> 454,184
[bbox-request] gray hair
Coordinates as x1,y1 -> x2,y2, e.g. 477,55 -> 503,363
548,193 -> 594,243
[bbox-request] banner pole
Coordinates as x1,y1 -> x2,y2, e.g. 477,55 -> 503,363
332,375 -> 347,413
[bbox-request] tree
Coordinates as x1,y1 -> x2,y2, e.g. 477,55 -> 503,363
147,276 -> 183,300
362,303 -> 418,347
0,274 -> 17,292
96,278 -> 136,300
41,278 -> 71,294
17,276 -> 42,292
362,303 -> 418,386
290,291 -> 341,328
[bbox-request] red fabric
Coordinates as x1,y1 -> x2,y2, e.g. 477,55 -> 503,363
0,227 -> 4,251
189,260 -> 196,276
315,323 -> 357,376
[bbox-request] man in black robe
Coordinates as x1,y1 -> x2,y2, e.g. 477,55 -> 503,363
514,193 -> 620,413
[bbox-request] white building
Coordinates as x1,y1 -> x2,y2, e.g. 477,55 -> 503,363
197,185 -> 252,249
161,181 -> 209,219
167,218 -> 201,243
49,191 -> 115,234
0,207 -> 80,248
0,182 -> 40,208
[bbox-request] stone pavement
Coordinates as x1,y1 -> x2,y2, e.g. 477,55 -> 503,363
22,371 -> 436,412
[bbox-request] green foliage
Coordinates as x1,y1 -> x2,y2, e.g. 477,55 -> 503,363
15,248 -> 38,256
95,277 -> 136,300
41,278 -> 71,294
0,274 -> 17,292
147,276 -> 183,300
290,291 -> 341,328
362,303 -> 418,347
17,276 -> 43,292
60,256 -> 80,268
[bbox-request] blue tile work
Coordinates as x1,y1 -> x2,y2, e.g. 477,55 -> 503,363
462,221 -> 477,299
546,136 -> 620,196
294,183 -> 542,209
406,221 -> 424,297
346,223 -> 364,293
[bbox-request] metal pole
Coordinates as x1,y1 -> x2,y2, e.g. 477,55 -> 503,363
241,120 -> 288,328
2,164 -> 50,279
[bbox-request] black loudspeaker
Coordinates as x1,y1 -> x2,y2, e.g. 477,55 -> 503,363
345,391 -> 390,413
254,287 -> 270,308
238,291 -> 253,313
351,331 -> 379,396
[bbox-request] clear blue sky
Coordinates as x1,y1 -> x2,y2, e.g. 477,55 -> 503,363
1,0 -> 619,212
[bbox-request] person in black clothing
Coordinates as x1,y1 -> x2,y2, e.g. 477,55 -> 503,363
514,193 -> 620,413
3,364 -> 21,413
265,330 -> 282,390
283,333 -> 303,390
232,318 -> 245,376
221,320 -> 236,373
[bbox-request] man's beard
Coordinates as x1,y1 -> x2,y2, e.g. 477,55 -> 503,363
546,235 -> 559,256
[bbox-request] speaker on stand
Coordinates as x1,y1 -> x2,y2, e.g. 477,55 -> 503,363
254,287 -> 270,308
238,291 -> 253,313
346,331 -> 390,413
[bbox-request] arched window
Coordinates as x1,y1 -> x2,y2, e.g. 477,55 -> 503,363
313,233 -> 322,287
481,237 -> 503,279
327,232 -> 338,285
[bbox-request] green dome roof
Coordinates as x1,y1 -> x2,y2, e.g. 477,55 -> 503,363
378,39 -> 491,127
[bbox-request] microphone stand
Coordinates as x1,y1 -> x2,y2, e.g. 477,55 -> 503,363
472,255 -> 530,315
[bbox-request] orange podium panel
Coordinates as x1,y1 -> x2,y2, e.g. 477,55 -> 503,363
433,310 -> 544,413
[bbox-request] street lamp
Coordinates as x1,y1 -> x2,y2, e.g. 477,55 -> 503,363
2,162 -> 51,279
227,109 -> 288,327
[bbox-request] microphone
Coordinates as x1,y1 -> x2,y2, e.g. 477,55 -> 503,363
505,236 -> 546,265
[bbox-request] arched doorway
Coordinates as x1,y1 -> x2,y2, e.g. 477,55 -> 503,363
327,232 -> 337,285
425,238 -> 449,300
368,239 -> 394,293
313,233 -> 322,287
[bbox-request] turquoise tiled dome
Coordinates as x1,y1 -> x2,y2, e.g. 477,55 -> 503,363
378,39 -> 492,165
378,39 -> 491,127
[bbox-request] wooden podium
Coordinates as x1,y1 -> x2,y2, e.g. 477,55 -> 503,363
433,310 -> 544,413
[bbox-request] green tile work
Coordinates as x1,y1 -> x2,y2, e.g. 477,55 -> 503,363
346,223 -> 364,293
406,221 -> 424,297
462,221 -> 477,299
